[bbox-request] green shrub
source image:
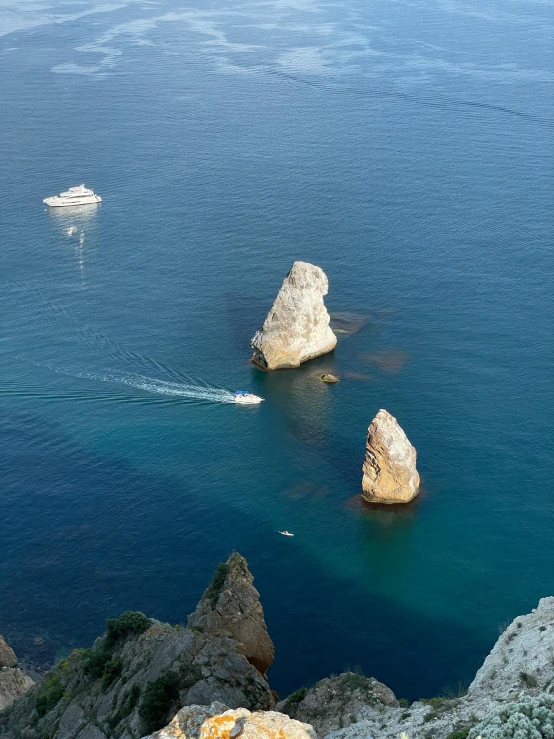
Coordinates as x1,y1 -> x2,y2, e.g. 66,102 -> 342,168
468,694 -> 554,737
101,657 -> 122,690
106,611 -> 150,645
398,698 -> 410,708
36,675 -> 65,717
442,681 -> 469,699
340,673 -> 369,691
519,672 -> 538,688
448,730 -> 470,739
421,696 -> 448,709
287,687 -> 308,704
206,563 -> 228,607
138,670 -> 180,733
179,663 -> 202,689
123,684 -> 141,713
81,648 -> 112,679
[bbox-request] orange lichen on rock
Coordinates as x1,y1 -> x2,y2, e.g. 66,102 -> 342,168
199,709 -> 316,739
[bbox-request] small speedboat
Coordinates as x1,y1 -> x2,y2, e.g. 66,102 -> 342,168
234,390 -> 264,405
278,530 -> 294,537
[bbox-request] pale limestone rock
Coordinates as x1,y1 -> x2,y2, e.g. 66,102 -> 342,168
200,708 -> 317,739
467,595 -> 554,700
188,553 -> 274,677
0,667 -> 35,711
361,409 -> 419,504
143,706 -> 316,739
145,702 -> 228,739
0,635 -> 34,711
324,599 -> 554,738
251,262 -> 337,370
0,636 -> 18,668
276,672 -> 398,736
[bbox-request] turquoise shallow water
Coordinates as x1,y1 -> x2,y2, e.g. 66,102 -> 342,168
1,0 -> 553,700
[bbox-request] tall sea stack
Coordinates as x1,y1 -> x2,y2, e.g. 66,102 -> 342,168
362,409 -> 420,504
251,261 -> 337,370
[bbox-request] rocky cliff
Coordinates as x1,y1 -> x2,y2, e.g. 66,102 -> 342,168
0,554 -> 274,739
361,409 -> 420,504
4,560 -> 554,739
276,598 -> 554,738
251,262 -> 337,370
0,635 -> 34,711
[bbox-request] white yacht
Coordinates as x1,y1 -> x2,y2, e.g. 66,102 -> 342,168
43,184 -> 101,207
234,391 -> 264,405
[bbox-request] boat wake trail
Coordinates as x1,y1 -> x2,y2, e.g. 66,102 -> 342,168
73,371 -> 236,404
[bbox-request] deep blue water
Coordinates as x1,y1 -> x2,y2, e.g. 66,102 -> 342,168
1,0 -> 553,701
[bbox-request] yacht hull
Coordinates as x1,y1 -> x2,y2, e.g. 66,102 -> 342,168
44,195 -> 102,207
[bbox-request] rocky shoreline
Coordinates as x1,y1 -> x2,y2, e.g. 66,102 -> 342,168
2,554 -> 554,738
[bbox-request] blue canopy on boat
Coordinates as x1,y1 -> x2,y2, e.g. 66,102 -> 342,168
234,390 -> 248,395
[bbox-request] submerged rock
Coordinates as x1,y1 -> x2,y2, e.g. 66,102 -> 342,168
361,409 -> 419,504
251,262 -> 337,370
320,374 -> 339,383
0,636 -> 34,711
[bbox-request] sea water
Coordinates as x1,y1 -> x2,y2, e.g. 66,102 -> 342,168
0,0 -> 553,699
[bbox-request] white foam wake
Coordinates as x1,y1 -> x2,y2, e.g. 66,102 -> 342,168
76,371 -> 236,403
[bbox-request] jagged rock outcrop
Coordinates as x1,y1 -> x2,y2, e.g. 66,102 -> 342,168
322,598 -> 554,738
361,409 -> 420,504
187,553 -> 274,677
251,262 -> 337,370
467,596 -> 554,701
0,554 -> 274,739
276,672 -> 398,736
0,635 -> 34,710
144,702 -> 317,739
0,636 -> 18,669
5,567 -> 554,739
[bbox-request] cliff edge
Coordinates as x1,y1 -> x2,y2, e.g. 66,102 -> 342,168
0,554 -> 274,739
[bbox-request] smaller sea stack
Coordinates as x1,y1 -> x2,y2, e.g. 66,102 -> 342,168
362,409 -> 420,504
251,261 -> 337,370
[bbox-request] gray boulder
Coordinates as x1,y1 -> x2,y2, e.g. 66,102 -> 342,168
143,703 -> 317,739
